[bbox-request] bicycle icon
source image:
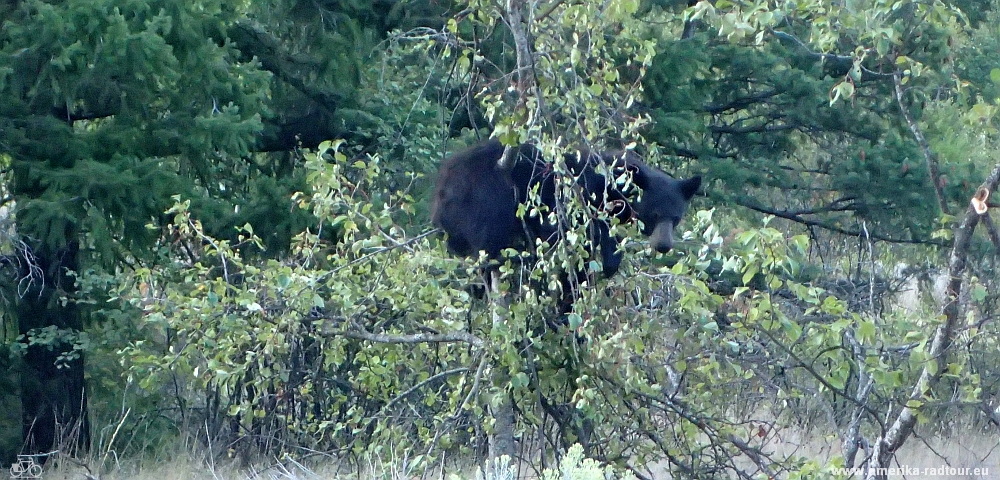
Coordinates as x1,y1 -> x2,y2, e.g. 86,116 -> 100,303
9,455 -> 42,478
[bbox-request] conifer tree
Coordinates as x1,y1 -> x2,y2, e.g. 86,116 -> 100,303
0,0 -> 449,457
0,0 -> 274,453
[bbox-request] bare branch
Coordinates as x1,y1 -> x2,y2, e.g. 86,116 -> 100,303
843,329 -> 876,468
421,353 -> 488,462
982,401 -> 1000,427
727,434 -> 777,479
865,162 -> 1000,479
325,320 -> 485,348
382,367 -> 470,413
893,71 -> 950,216
771,30 -> 895,81
498,0 -> 539,170
16,239 -> 44,298
707,123 -> 798,135
330,228 -> 440,274
735,197 -> 947,246
704,89 -> 782,115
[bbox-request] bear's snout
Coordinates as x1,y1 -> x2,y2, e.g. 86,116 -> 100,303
649,222 -> 674,253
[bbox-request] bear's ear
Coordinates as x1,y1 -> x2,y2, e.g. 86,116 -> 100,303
623,160 -> 650,190
680,176 -> 702,200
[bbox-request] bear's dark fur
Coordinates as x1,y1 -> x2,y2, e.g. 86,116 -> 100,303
431,139 -> 701,278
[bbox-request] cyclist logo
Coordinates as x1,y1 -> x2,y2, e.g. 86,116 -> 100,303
9,456 -> 42,479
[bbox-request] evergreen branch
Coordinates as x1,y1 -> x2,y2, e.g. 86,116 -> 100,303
704,89 -> 782,115
752,198 -> 858,216
50,107 -> 117,124
708,123 -> 797,134
671,147 -> 700,159
734,197 -> 947,246
771,30 -> 895,81
230,21 -> 343,113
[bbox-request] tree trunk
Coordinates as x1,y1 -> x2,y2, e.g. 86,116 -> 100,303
17,240 -> 89,456
489,395 -> 517,461
488,270 -> 517,463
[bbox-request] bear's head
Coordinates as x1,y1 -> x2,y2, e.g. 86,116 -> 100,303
627,162 -> 701,253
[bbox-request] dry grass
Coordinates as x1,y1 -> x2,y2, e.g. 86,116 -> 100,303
766,426 -> 999,479
31,424 -> 1000,480
39,456 -> 331,480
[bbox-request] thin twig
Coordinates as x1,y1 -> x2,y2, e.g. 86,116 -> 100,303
330,228 -> 440,274
893,71 -> 950,216
382,367 -> 470,412
324,319 -> 485,348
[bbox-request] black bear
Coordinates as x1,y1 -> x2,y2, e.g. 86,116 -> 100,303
431,139 -> 701,278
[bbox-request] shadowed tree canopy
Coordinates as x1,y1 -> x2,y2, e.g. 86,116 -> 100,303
0,0 -> 453,458
641,1 -> 985,244
0,0 -> 272,455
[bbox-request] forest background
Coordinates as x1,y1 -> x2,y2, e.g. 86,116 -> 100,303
1,0 -> 999,479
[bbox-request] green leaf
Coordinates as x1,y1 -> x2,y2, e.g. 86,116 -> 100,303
848,63 -> 862,83
783,319 -> 802,342
567,313 -> 583,330
512,372 -> 529,388
829,80 -> 855,105
972,284 -> 987,302
858,319 -> 876,343
876,36 -> 890,57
